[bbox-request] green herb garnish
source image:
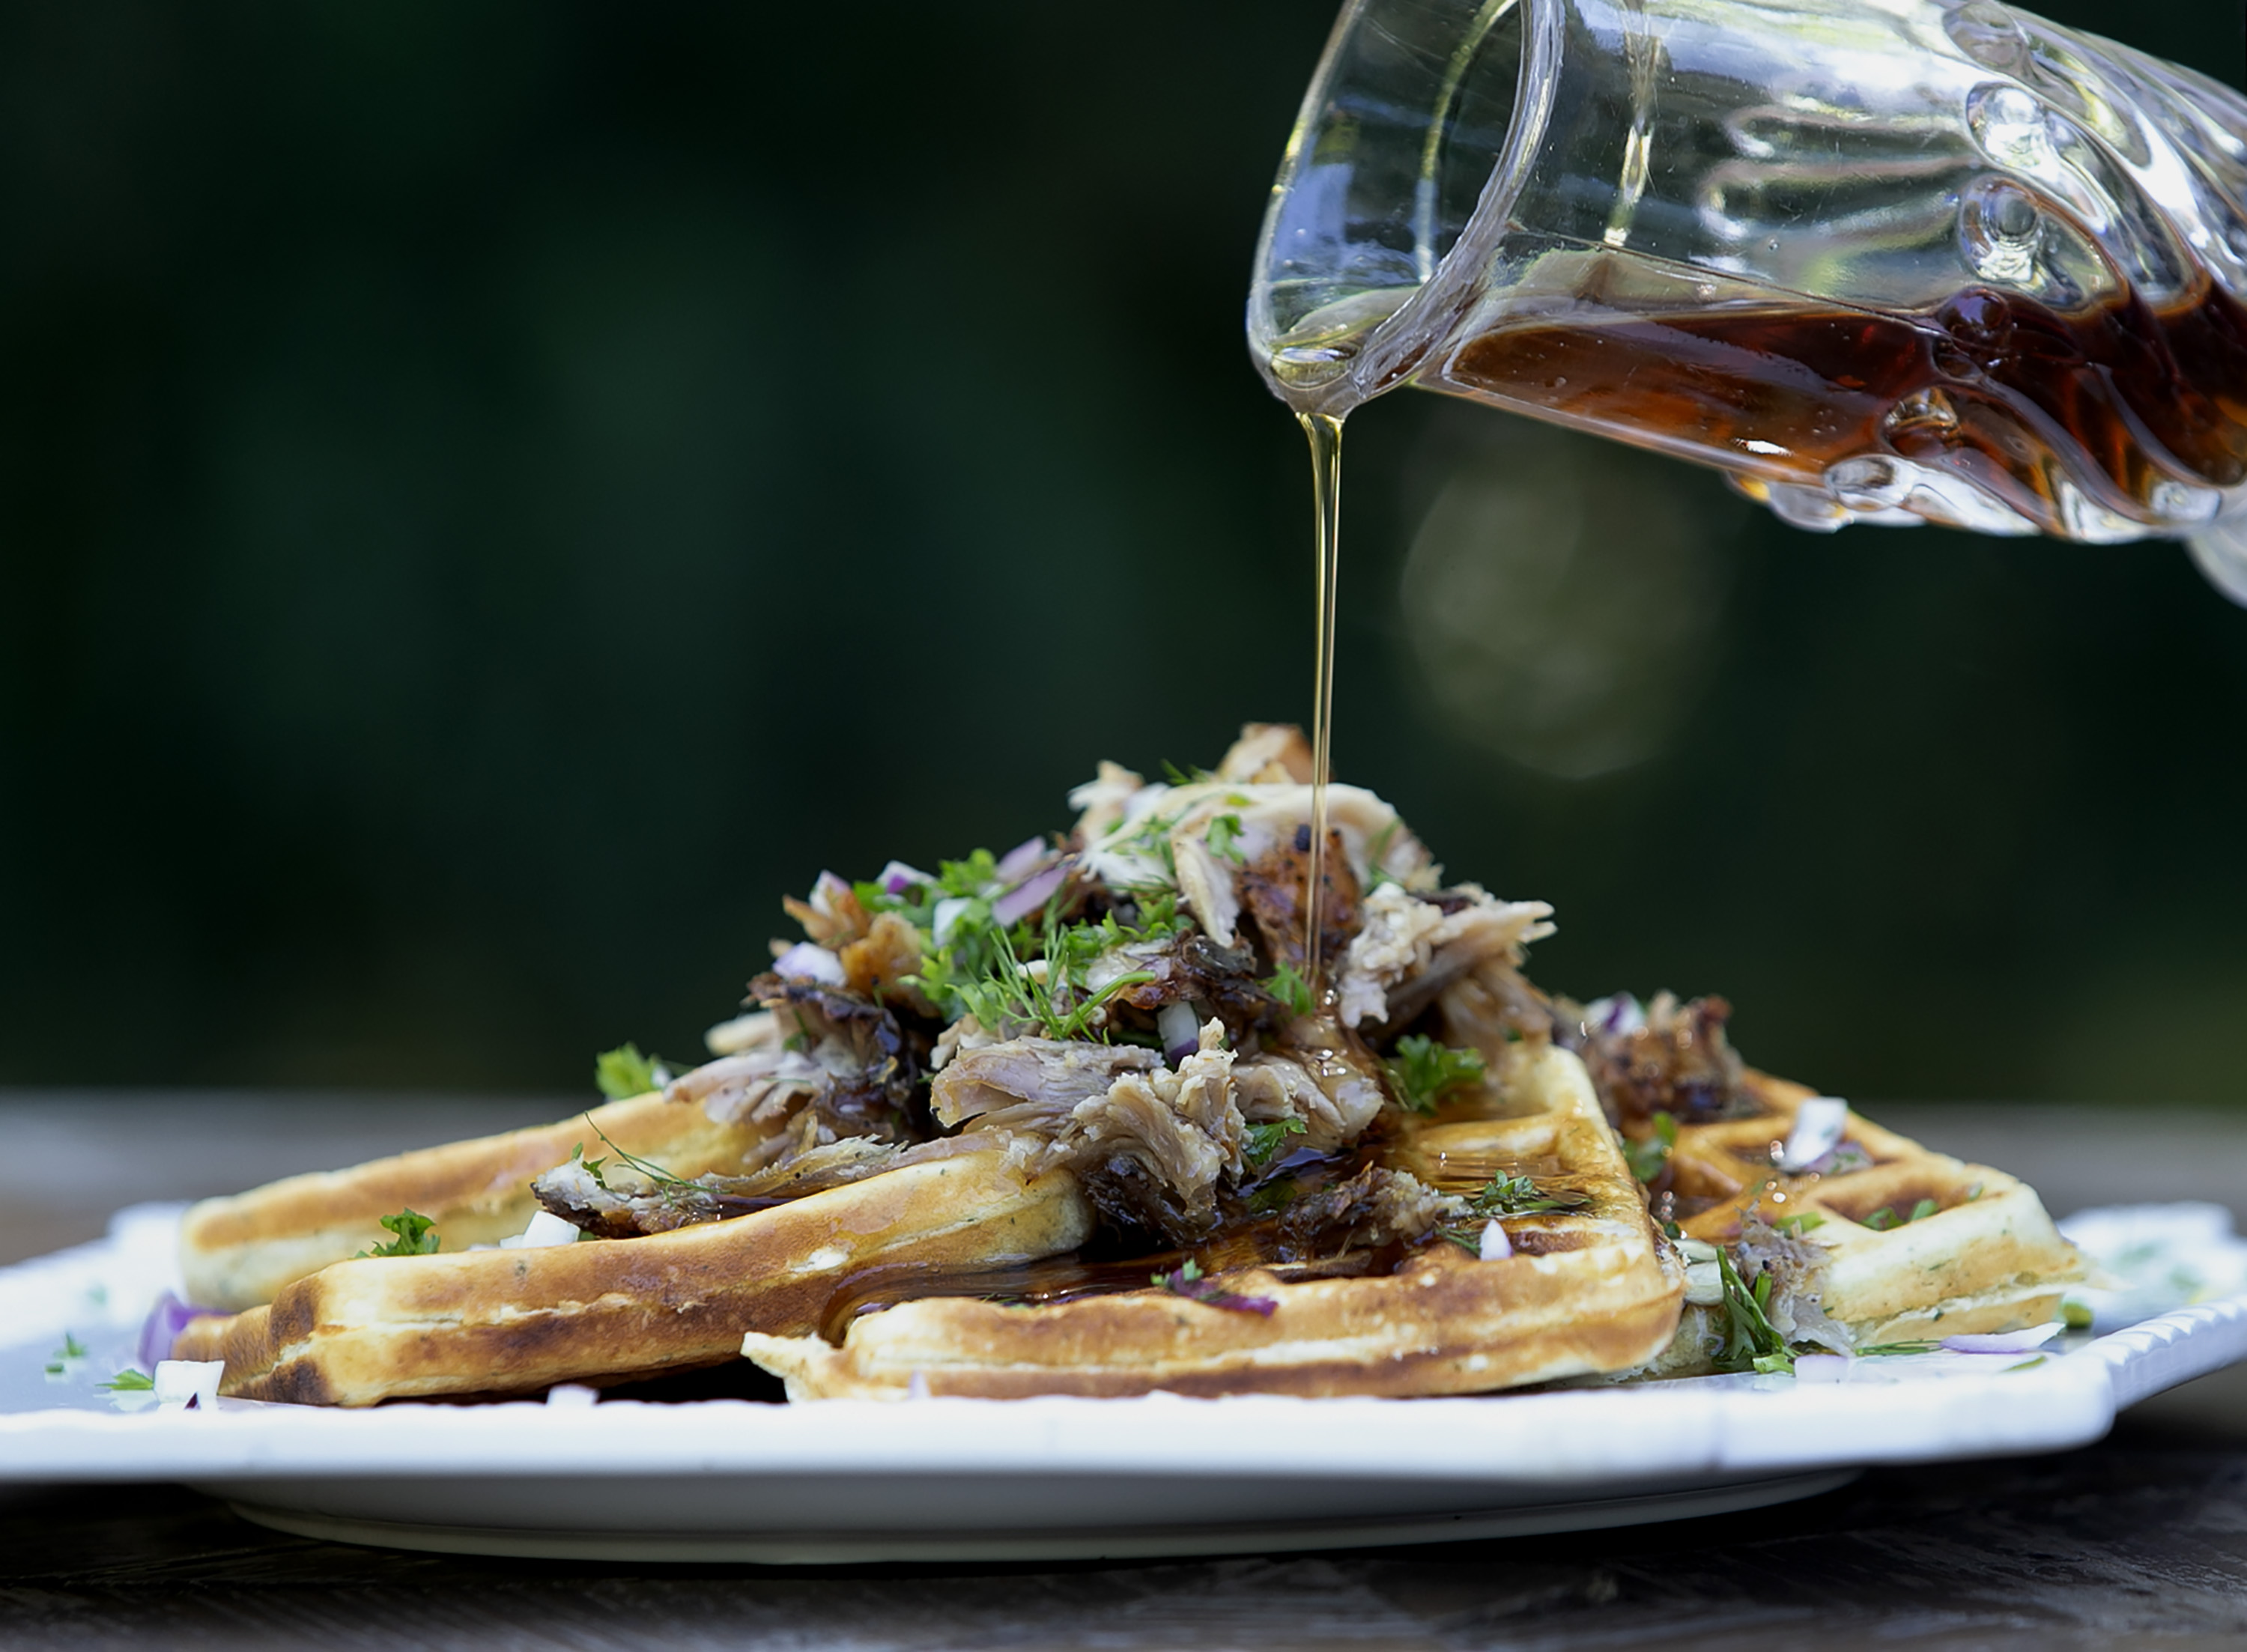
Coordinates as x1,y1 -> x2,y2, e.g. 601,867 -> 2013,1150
1774,1212 -> 1826,1234
1863,1206 -> 1899,1231
1622,1112 -> 1678,1182
358,1209 -> 441,1257
1243,1116 -> 1308,1170
1909,1197 -> 1940,1222
1467,1172 -> 1589,1217
1384,1034 -> 1485,1114
1264,959 -> 1316,1019
2062,1299 -> 2093,1331
593,1042 -> 670,1101
100,1369 -> 155,1392
1711,1247 -> 1794,1375
1205,813 -> 1246,865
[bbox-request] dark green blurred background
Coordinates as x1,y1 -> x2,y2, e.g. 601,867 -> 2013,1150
2,1 -> 2243,1108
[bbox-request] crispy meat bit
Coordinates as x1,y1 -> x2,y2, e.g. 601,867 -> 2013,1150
1559,991 -> 1752,1132
1239,826 -> 1361,975
1275,1164 -> 1455,1261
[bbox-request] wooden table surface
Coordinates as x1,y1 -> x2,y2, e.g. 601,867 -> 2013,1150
1,1091 -> 2242,1651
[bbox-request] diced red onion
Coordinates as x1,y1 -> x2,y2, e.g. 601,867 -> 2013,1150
138,1292 -> 224,1371
1589,994 -> 1644,1036
1779,1096 -> 1849,1171
1793,1353 -> 1852,1382
879,860 -> 933,896
993,836 -> 1048,885
1158,1002 -> 1201,1064
1479,1220 -> 1512,1261
991,863 -> 1067,926
772,942 -> 846,986
1941,1323 -> 2062,1355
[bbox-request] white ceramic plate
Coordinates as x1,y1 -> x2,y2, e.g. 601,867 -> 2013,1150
1,1203 -> 2241,1563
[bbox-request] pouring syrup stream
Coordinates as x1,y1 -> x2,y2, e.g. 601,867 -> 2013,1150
1299,410 -> 1344,994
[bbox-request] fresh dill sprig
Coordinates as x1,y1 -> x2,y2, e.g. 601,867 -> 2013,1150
950,923 -> 1154,1043
581,1117 -> 697,1194
1384,1034 -> 1485,1114
1205,813 -> 1246,865
1467,1172 -> 1589,1217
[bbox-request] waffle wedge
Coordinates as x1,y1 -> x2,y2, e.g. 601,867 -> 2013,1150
179,1087 -> 784,1311
741,1043 -> 1685,1399
1661,1075 -> 2084,1350
172,1149 -> 1090,1405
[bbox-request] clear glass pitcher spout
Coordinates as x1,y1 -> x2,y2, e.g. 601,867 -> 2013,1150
1248,0 -> 2247,590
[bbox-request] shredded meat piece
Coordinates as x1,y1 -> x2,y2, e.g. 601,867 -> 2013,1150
838,911 -> 933,1011
1733,1214 -> 1852,1352
1239,825 -> 1361,974
1276,1165 -> 1457,1260
781,872 -> 874,950
746,973 -> 931,1142
1339,882 -> 1556,1033
931,1030 -> 1249,1242
1558,991 -> 1752,1131
1101,930 -> 1285,1026
531,1158 -> 786,1239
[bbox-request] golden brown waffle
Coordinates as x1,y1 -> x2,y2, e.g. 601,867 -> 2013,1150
740,1043 -> 1685,1400
178,1089 -> 784,1311
1658,1075 -> 2084,1346
172,1150 -> 1091,1406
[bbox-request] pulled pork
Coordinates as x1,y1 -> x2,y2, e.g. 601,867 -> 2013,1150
1558,990 -> 1753,1132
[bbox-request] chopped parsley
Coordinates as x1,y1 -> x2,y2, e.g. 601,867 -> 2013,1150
44,1333 -> 87,1376
1264,960 -> 1317,1019
358,1209 -> 441,1258
1861,1197 -> 1941,1232
2062,1299 -> 2093,1330
1467,1172 -> 1589,1217
1773,1211 -> 1826,1234
100,1369 -> 156,1392
1622,1112 -> 1678,1182
593,1042 -> 671,1101
1205,813 -> 1246,865
1384,1034 -> 1485,1115
1243,1116 -> 1308,1170
1711,1246 -> 1794,1375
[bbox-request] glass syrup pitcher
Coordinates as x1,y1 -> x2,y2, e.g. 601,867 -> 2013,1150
1247,0 -> 2247,601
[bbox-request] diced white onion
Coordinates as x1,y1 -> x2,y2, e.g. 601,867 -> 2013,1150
1683,1260 -> 1723,1305
153,1359 -> 225,1410
932,897 -> 976,947
773,942 -> 846,986
1779,1096 -> 1850,1171
1158,1003 -> 1201,1065
1479,1220 -> 1512,1262
1941,1322 -> 2063,1355
500,1211 -> 582,1251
